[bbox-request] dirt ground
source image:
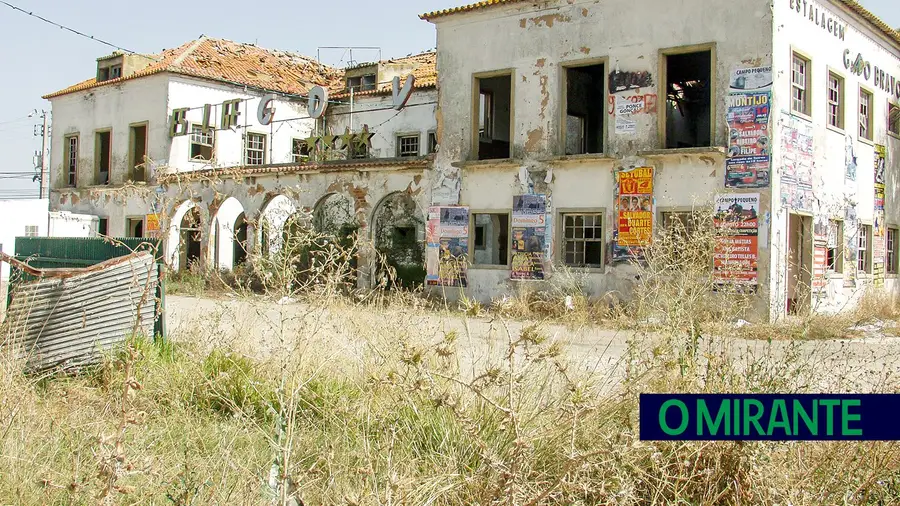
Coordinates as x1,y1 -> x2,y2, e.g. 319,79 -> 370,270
165,294 -> 900,393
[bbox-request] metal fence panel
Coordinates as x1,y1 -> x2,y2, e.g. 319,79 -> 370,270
4,252 -> 158,372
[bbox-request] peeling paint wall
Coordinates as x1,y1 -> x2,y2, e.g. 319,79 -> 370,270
432,0 -> 775,312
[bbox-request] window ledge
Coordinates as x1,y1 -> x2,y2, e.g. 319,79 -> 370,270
562,266 -> 606,274
538,153 -> 616,165
637,146 -> 726,157
790,111 -> 813,123
469,264 -> 511,271
888,131 -> 900,141
826,124 -> 845,135
453,158 -> 523,169
859,136 -> 875,146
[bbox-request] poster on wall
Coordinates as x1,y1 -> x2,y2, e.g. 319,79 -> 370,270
511,195 -> 547,280
425,206 -> 469,287
613,166 -> 653,261
780,116 -> 815,211
146,214 -> 161,238
874,144 -> 887,287
844,206 -> 858,288
729,66 -> 772,93
725,90 -> 771,188
713,193 -> 760,286
813,243 -> 828,294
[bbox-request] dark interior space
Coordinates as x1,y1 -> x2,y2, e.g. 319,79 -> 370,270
131,125 -> 147,181
477,75 -> 511,160
566,64 -> 605,155
665,51 -> 712,149
96,131 -> 111,184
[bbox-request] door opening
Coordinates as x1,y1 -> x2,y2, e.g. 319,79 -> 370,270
787,213 -> 813,315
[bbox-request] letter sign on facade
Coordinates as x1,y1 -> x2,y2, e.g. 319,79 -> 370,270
392,74 -> 416,111
307,86 -> 329,119
258,94 -> 276,125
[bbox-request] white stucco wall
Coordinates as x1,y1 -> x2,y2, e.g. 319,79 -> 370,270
328,90 -> 438,158
0,199 -> 48,281
770,0 -> 900,318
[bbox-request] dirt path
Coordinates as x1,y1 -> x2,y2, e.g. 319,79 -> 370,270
165,295 -> 900,392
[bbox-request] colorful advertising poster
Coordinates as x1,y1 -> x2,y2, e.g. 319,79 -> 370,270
725,91 -> 771,188
511,227 -> 546,280
511,194 -> 547,280
426,206 -> 469,287
813,243 -> 828,293
874,145 -> 887,287
614,167 -> 653,261
146,214 -> 160,237
780,116 -> 814,212
437,237 -> 468,287
729,66 -> 773,93
713,193 -> 760,286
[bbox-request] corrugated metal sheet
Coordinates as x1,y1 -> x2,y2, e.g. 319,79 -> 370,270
3,252 -> 158,372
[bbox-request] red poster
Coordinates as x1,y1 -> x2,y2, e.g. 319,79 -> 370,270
713,193 -> 760,285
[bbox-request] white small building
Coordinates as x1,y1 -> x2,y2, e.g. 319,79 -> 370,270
0,199 -> 48,316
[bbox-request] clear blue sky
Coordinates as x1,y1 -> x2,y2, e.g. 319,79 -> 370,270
0,0 -> 897,197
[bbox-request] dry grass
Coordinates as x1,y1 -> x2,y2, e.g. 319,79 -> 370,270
2,220 -> 899,505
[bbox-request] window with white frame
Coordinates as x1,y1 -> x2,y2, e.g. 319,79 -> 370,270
562,213 -> 604,267
24,225 -> 39,237
397,134 -> 420,157
888,228 -> 898,275
244,132 -> 266,165
827,72 -> 843,129
791,53 -> 810,116
858,224 -> 872,273
889,103 -> 900,137
190,125 -> 214,161
66,135 -> 78,187
859,88 -> 873,141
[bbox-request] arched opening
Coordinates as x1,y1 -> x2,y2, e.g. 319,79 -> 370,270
259,195 -> 298,257
313,192 -> 357,240
180,206 -> 202,271
209,197 -> 246,271
233,212 -> 248,267
371,192 -> 425,288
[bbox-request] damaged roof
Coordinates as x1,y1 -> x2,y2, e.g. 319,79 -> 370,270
419,0 -> 900,49
330,51 -> 437,99
43,36 -> 343,99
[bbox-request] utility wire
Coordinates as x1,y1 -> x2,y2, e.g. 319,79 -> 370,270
0,1 -> 135,54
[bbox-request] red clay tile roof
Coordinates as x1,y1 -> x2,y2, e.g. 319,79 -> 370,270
330,51 -> 437,99
43,37 -> 343,99
420,0 -> 900,48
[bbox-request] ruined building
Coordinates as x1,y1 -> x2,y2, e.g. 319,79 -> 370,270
45,0 -> 900,320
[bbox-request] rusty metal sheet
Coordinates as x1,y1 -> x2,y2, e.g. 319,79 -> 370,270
3,252 -> 158,371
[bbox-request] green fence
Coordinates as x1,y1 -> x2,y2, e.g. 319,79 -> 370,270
8,237 -> 166,338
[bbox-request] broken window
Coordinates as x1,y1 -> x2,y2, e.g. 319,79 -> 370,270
827,72 -> 844,129
127,217 -> 144,238
858,224 -> 872,273
397,134 -> 420,157
98,218 -> 108,236
98,67 -> 110,82
190,125 -> 214,161
888,228 -> 898,274
565,63 -> 605,155
109,64 -> 122,79
472,213 -> 509,266
889,103 -> 900,136
562,213 -> 603,267
66,135 -> 78,187
95,130 -> 111,185
244,132 -> 266,165
664,50 -> 712,148
661,211 -> 697,238
348,74 -> 377,92
791,53 -> 811,116
428,132 -> 437,153
130,124 -> 147,181
292,138 -> 310,163
859,88 -> 873,141
475,75 -> 511,160
827,219 -> 843,273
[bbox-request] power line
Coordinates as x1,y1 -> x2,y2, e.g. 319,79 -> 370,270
0,1 -> 135,54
